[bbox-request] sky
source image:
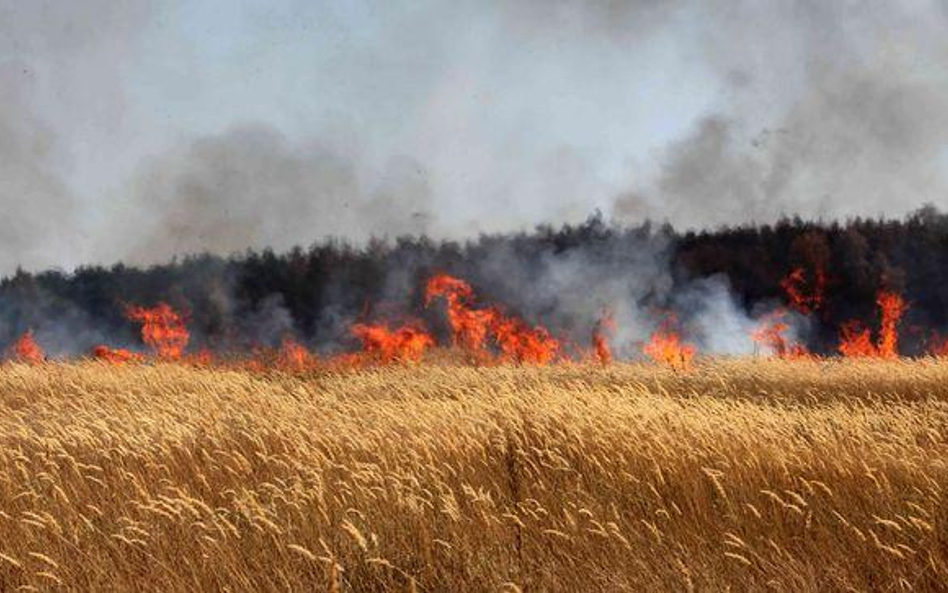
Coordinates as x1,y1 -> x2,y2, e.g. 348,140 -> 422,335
2,0 -> 948,274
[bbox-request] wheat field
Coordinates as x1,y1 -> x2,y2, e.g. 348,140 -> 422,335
0,359 -> 947,591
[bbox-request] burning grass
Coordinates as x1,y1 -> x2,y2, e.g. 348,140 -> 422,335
1,358 -> 947,590
9,269 -> 940,371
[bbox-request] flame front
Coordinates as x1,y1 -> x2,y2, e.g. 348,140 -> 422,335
592,311 -> 615,365
747,266 -> 821,359
8,330 -> 45,364
124,302 -> 190,360
276,338 -> 318,371
36,271 -> 932,368
92,345 -> 143,364
838,321 -> 875,357
351,322 -> 434,363
491,317 -> 560,364
781,266 -> 825,315
752,310 -> 809,359
425,274 -> 494,351
644,317 -> 695,370
876,291 -> 906,358
425,273 -> 560,364
838,290 -> 906,358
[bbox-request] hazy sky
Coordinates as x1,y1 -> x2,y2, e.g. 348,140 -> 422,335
2,1 -> 948,274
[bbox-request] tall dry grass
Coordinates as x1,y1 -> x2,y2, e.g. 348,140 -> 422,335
1,358 -> 947,590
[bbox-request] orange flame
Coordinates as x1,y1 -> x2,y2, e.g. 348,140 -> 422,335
838,321 -> 875,357
643,317 -> 695,370
425,274 -> 494,351
33,270 -> 926,368
838,290 -> 906,358
91,345 -> 143,364
592,311 -> 615,365
8,330 -> 45,364
275,338 -> 318,371
751,310 -> 809,359
184,348 -> 216,367
781,267 -> 825,315
876,291 -> 906,358
124,302 -> 190,360
351,322 -> 434,363
491,317 -> 560,364
425,273 -> 560,364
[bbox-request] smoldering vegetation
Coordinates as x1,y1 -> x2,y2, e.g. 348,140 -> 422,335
2,206 -> 948,359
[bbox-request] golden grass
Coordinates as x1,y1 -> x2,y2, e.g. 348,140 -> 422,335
1,358 -> 948,591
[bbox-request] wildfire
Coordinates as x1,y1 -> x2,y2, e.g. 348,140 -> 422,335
8,330 -> 45,364
838,321 -> 875,358
928,332 -> 948,357
350,322 -> 434,363
837,290 -> 906,358
275,338 -> 318,371
425,273 -> 560,364
592,311 -> 615,365
185,348 -> 216,367
124,302 -> 190,360
91,345 -> 143,364
781,266 -> 825,315
425,274 -> 495,351
19,269 -> 929,368
751,310 -> 809,359
643,317 -> 695,370
876,291 -> 906,358
491,317 -> 560,364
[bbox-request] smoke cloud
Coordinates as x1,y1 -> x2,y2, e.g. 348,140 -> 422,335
0,61 -> 76,274
116,125 -> 434,264
1,1 -> 947,273
613,2 -> 948,228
